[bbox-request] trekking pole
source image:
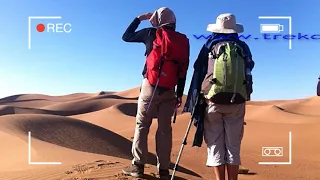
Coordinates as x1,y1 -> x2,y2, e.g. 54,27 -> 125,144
146,59 -> 164,113
171,94 -> 200,180
172,95 -> 178,123
146,29 -> 165,113
172,66 -> 180,124
172,107 -> 177,123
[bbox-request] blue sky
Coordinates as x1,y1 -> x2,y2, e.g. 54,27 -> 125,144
0,0 -> 319,100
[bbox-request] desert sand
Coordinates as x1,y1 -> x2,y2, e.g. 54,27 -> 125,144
0,87 -> 319,180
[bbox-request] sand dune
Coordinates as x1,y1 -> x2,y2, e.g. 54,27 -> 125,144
0,88 -> 320,180
245,104 -> 320,123
0,93 -> 138,116
0,93 -> 94,108
276,96 -> 320,116
0,105 -> 51,115
0,93 -> 90,102
0,114 -> 132,160
113,87 -> 140,99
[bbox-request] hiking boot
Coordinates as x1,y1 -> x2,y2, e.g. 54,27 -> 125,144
159,169 -> 170,179
122,163 -> 144,178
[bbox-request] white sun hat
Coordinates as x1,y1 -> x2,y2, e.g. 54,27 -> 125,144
206,13 -> 244,33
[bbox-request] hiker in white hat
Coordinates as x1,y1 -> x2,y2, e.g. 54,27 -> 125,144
183,13 -> 255,180
206,13 -> 245,42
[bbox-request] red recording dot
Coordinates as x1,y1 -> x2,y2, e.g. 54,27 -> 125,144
36,24 -> 45,32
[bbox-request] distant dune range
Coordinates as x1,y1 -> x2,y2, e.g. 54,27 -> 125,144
0,87 -> 319,180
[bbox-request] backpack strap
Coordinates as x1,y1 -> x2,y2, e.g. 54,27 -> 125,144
144,28 -> 153,56
211,41 -> 246,59
157,28 -> 165,76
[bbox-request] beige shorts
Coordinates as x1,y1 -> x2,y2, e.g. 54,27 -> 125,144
204,101 -> 245,166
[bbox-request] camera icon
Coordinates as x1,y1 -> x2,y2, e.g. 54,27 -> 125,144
262,147 -> 283,156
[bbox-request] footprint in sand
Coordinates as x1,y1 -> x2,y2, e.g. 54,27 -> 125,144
65,160 -> 121,175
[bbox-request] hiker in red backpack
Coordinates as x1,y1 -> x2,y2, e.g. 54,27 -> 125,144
122,7 -> 190,179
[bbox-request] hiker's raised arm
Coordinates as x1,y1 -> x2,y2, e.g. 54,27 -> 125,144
122,17 -> 149,43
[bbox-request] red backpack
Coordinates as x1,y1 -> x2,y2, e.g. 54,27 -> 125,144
145,28 -> 190,89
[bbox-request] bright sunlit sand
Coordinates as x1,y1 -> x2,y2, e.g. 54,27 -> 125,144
0,88 -> 319,180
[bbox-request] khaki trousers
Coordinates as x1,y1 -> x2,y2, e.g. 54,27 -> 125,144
131,78 -> 176,170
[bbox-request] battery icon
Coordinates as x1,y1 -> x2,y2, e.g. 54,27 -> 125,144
260,24 -> 284,33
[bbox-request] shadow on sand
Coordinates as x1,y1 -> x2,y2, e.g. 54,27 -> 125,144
142,174 -> 188,180
17,116 -> 201,178
0,98 -> 50,104
97,94 -> 138,101
240,172 -> 257,175
117,103 -> 138,117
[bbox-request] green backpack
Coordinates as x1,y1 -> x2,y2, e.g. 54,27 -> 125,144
201,41 -> 249,104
